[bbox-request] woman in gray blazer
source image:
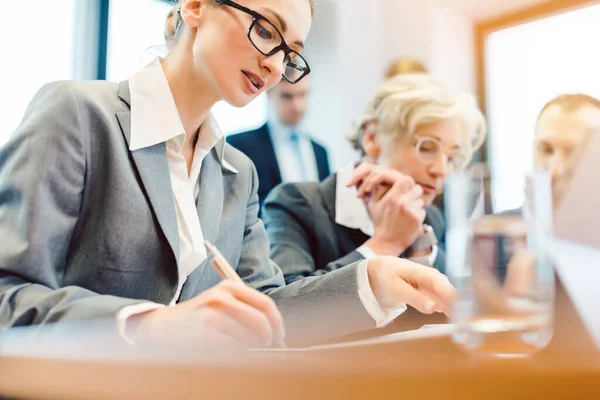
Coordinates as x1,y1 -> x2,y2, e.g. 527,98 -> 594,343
0,0 -> 457,348
263,74 -> 486,285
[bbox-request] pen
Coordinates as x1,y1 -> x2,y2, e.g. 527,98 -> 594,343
203,240 -> 287,348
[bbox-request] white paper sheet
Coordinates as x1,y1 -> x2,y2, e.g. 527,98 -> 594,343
554,132 -> 600,248
550,238 -> 600,351
249,324 -> 457,352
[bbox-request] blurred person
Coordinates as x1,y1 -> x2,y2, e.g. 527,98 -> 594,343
263,74 -> 486,285
477,94 -> 600,313
0,0 -> 456,348
385,58 -> 428,78
227,75 -> 330,209
534,93 -> 600,205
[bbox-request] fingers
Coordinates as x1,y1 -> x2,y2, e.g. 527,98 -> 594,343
407,267 -> 457,312
378,184 -> 426,223
373,258 -> 457,314
205,296 -> 274,347
385,182 -> 423,203
201,281 -> 284,345
193,309 -> 258,348
346,163 -> 377,187
225,281 -> 286,340
357,170 -> 413,198
388,277 -> 440,314
348,165 -> 414,198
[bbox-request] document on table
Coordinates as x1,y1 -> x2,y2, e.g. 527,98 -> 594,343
250,324 -> 457,352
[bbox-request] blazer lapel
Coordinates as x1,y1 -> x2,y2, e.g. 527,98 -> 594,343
115,81 -> 180,265
259,125 -> 282,187
196,149 -> 224,244
311,141 -> 330,181
177,148 -> 225,299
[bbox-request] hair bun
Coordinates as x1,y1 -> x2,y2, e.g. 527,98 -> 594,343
164,4 -> 183,46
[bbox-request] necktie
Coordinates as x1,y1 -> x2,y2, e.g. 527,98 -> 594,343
290,131 -> 307,181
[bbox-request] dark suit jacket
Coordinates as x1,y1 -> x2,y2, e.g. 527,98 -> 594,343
263,174 -> 446,284
227,123 -> 330,208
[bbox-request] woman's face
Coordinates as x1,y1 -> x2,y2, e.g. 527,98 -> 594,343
187,0 -> 312,107
372,118 -> 466,206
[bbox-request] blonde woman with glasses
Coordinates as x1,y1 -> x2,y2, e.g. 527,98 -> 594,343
263,74 -> 486,295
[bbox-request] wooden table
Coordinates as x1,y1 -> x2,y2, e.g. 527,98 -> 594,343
1,284 -> 599,399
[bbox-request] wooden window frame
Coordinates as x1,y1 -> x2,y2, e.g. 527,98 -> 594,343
474,0 -> 600,161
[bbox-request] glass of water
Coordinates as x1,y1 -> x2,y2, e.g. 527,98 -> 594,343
445,163 -> 554,358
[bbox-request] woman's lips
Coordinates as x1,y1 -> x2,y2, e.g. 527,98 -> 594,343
242,72 -> 259,94
419,184 -> 438,195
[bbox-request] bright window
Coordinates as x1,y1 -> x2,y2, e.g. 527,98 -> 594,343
106,0 -> 172,82
485,4 -> 600,212
0,0 -> 76,146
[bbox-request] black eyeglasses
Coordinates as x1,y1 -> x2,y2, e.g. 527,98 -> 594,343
214,0 -> 311,84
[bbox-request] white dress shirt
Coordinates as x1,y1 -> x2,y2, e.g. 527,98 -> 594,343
116,58 -> 237,337
267,118 -> 320,182
116,59 -> 399,341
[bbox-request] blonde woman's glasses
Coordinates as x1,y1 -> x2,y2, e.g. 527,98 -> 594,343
414,136 -> 466,170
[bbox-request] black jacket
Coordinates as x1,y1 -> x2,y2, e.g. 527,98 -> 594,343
263,174 -> 446,284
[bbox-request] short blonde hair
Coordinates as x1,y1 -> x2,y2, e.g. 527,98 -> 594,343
348,74 -> 487,165
385,58 -> 428,78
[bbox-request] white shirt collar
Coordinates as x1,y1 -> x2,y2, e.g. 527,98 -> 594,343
128,58 -> 237,173
335,163 -> 374,237
267,117 -> 306,141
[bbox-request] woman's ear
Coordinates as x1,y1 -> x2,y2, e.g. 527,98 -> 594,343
180,0 -> 207,28
362,123 -> 382,159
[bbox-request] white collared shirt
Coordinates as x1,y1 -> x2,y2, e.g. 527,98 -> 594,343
267,118 -> 320,182
116,59 -> 239,338
127,58 -> 233,304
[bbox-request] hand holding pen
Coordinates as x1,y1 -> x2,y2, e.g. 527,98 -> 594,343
122,244 -> 285,349
204,241 -> 287,348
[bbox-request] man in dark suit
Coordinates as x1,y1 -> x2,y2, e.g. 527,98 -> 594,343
227,76 -> 330,208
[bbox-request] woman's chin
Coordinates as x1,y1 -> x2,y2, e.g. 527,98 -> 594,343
422,193 -> 436,207
219,84 -> 257,108
222,92 -> 254,108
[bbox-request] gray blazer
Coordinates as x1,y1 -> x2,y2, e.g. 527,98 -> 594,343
263,175 -> 446,284
0,81 -> 373,343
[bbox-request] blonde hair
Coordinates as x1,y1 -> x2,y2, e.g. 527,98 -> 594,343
165,0 -> 316,48
385,58 -> 428,79
348,73 -> 487,166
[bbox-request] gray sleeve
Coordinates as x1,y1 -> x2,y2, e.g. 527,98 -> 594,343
241,169 -> 373,344
263,184 -> 365,284
0,82 -> 149,330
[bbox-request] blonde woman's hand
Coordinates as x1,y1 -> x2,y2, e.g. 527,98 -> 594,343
347,164 -> 426,256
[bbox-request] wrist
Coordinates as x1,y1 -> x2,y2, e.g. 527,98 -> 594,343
365,256 -> 397,306
124,308 -> 159,342
407,246 -> 433,258
364,236 -> 407,256
406,225 -> 437,257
